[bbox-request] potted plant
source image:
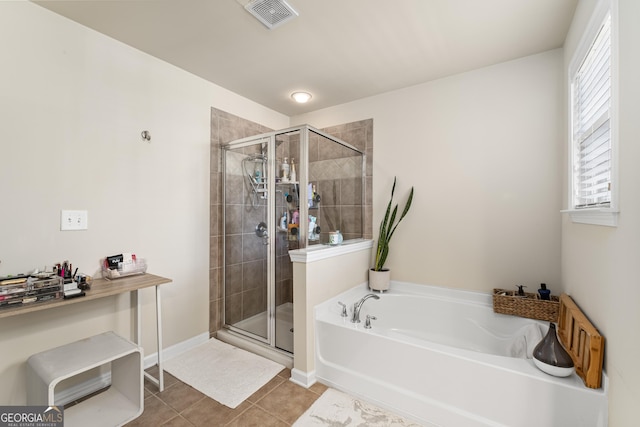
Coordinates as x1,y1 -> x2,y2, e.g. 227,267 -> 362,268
370,177 -> 414,291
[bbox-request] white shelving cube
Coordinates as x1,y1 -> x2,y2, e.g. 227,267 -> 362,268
26,331 -> 143,427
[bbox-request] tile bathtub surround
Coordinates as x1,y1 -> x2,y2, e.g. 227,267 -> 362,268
124,366 -> 329,426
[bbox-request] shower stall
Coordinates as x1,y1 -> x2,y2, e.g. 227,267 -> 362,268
221,125 -> 365,355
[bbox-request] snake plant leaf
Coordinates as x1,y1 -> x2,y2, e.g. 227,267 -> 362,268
374,177 -> 414,271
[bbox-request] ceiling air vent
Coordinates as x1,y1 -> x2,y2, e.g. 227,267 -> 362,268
245,0 -> 299,30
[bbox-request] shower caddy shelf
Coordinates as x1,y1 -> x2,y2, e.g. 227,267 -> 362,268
245,167 -> 322,245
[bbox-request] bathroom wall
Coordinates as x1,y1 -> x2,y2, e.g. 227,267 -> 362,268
292,16 -> 640,424
292,49 -> 564,293
561,0 -> 640,425
291,241 -> 373,381
0,1 -> 288,405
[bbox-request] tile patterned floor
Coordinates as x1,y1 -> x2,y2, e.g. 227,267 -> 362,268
124,365 -> 328,426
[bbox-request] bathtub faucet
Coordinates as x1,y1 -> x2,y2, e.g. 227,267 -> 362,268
351,293 -> 380,323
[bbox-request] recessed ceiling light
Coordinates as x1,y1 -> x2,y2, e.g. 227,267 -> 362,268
291,91 -> 312,103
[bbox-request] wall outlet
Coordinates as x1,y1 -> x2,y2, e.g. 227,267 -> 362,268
60,210 -> 88,231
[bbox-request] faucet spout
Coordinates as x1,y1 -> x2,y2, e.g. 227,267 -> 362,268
351,293 -> 380,323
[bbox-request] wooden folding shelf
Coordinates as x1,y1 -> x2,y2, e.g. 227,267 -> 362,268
557,294 -> 605,389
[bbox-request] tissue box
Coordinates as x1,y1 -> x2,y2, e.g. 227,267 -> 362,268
102,257 -> 147,280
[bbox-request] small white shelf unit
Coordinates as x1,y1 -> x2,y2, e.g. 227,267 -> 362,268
26,331 -> 143,427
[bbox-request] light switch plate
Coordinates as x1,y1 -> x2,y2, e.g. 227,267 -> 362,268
61,210 -> 88,231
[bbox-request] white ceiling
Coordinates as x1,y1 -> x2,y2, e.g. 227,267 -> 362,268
33,0 -> 578,116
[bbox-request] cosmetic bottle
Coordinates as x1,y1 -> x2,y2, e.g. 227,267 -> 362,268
516,285 -> 526,296
280,212 -> 287,230
538,283 -> 551,300
281,157 -> 290,182
290,158 -> 297,182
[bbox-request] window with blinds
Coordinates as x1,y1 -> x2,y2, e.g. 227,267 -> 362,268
571,13 -> 612,209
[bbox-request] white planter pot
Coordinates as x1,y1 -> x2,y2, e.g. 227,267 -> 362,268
369,269 -> 390,292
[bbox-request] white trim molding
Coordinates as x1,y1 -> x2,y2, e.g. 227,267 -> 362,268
290,368 -> 316,388
561,208 -> 619,227
289,239 -> 373,263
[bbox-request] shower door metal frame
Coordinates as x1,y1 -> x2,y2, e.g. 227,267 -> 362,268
221,124 -> 365,352
222,135 -> 274,347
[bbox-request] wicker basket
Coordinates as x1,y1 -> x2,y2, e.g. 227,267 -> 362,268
493,288 -> 559,322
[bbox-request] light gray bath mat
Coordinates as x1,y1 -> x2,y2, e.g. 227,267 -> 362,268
163,338 -> 284,408
293,388 -> 423,426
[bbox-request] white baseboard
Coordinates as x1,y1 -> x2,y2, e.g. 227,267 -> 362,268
55,372 -> 111,406
290,368 -> 316,388
144,331 -> 209,369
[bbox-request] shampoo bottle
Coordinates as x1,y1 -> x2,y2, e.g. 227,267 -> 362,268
538,283 -> 551,300
280,212 -> 287,230
281,157 -> 290,182
290,158 -> 297,182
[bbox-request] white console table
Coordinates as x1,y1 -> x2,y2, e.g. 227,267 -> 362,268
1,273 -> 171,392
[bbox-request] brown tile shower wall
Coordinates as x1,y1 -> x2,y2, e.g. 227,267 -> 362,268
311,120 -> 374,242
210,108 -> 373,336
210,108 -> 273,336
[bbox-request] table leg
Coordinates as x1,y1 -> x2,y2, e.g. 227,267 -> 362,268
155,284 -> 164,391
139,286 -> 164,392
134,289 -> 141,345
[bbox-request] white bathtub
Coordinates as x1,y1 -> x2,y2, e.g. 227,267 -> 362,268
314,282 -> 608,427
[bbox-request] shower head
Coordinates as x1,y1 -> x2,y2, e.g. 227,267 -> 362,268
246,153 -> 267,162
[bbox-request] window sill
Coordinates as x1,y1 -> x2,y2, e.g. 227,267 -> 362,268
561,208 -> 619,227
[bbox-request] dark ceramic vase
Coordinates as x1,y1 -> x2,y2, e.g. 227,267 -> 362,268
532,322 -> 574,377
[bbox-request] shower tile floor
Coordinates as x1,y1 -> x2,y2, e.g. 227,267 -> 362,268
124,365 -> 328,426
233,303 -> 294,353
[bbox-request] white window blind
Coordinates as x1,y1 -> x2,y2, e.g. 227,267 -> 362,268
571,13 -> 612,208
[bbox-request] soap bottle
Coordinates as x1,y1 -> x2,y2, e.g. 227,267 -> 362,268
281,157 -> 290,182
538,283 -> 551,300
279,211 -> 287,231
290,158 -> 297,183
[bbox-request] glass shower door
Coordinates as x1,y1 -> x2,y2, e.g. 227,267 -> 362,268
223,143 -> 270,344
221,124 -> 364,356
273,130 -> 301,354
